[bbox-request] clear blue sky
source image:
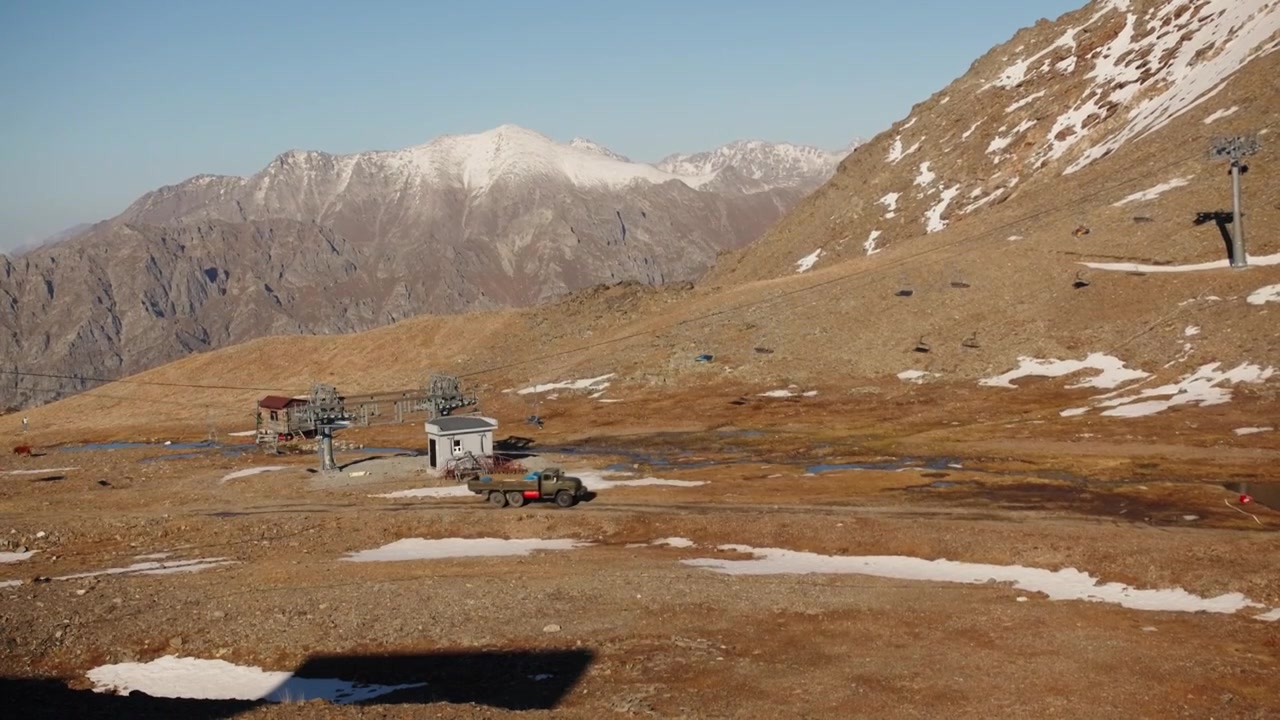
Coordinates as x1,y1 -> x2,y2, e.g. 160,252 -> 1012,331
0,0 -> 1081,251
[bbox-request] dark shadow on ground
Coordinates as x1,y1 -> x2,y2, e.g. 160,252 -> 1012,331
1194,210 -> 1235,262
495,436 -> 539,459
1,648 -> 594,718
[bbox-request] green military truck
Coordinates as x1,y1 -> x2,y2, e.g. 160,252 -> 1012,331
466,467 -> 589,508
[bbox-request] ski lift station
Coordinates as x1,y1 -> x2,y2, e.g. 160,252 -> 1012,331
425,416 -> 498,471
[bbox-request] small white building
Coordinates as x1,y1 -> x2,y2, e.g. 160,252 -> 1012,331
425,416 -> 498,471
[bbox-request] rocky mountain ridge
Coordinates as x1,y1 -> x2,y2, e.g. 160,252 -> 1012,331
1,126 -> 849,409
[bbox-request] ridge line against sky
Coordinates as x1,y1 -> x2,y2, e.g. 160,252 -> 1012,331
0,0 -> 1082,251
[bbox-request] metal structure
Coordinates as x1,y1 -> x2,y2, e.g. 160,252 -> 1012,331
1209,134 -> 1260,268
299,383 -> 351,472
420,373 -> 477,419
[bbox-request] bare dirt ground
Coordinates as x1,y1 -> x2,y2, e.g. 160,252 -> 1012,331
2,387 -> 1279,719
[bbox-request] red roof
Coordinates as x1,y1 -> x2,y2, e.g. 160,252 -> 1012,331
258,395 -> 302,410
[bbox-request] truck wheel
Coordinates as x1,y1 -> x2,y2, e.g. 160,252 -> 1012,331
554,491 -> 577,508
488,491 -> 507,508
505,491 -> 526,508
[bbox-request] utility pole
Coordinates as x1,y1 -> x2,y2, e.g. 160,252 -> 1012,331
1209,134 -> 1260,268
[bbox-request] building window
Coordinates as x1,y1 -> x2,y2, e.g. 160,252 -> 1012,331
269,411 -> 279,421
452,438 -> 463,453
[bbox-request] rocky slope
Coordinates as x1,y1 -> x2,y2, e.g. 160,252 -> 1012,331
711,0 -> 1280,280
2,127 -> 848,409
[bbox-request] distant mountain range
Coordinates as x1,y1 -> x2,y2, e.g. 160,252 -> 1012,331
0,125 -> 857,408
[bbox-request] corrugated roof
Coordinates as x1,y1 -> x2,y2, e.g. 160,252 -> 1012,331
258,395 -> 300,410
427,416 -> 497,434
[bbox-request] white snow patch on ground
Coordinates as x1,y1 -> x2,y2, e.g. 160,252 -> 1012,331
372,485 -> 471,499
1233,427 -> 1274,436
1060,408 -> 1090,417
134,552 -> 173,560
758,386 -> 818,398
0,550 -> 36,563
1259,608 -> 1280,622
878,192 -> 901,219
220,466 -> 287,482
87,655 -> 425,704
979,353 -> 1150,389
1184,325 -> 1201,337
924,186 -> 961,233
1,467 -> 79,475
962,120 -> 983,140
1005,90 -> 1047,113
795,249 -> 822,273
653,537 -> 695,548
1203,106 -> 1240,124
1092,363 -> 1276,418
1007,235 -> 1024,241
57,558 -> 236,580
897,370 -> 938,384
913,162 -> 936,186
574,470 -> 706,490
227,430 -> 257,437
343,538 -> 589,562
683,545 -> 1274,618
1081,252 -> 1280,273
986,119 -> 1037,155
1112,177 -> 1191,205
864,230 -> 883,255
517,374 -> 615,395
1247,283 -> 1280,305
0,580 -> 21,588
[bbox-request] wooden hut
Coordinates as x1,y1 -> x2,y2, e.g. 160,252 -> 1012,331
256,395 -> 311,443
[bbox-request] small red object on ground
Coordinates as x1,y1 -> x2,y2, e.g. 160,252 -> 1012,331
12,445 -> 32,456
1240,494 -> 1253,504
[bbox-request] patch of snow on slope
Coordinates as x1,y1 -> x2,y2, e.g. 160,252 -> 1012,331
1,467 -> 78,475
654,537 -> 695,548
878,192 -> 900,219
220,466 -> 287,482
1113,177 -> 1192,205
1260,608 -> 1280,622
795,249 -> 822,273
962,120 -> 983,140
1234,427 -> 1274,436
682,545 -> 1273,618
1063,1 -> 1280,174
897,370 -> 938,384
1184,325 -> 1201,337
0,580 -> 21,588
913,162 -> 936,187
1081,252 -> 1280,273
924,185 -> 960,233
1203,106 -> 1241,124
57,558 -> 236,580
1005,91 -> 1047,113
371,485 -> 471,499
979,353 -> 1150,389
517,374 -> 614,395
344,538 -> 589,562
0,550 -> 36,563
987,120 -> 1037,155
87,655 -> 425,703
1092,363 -> 1276,418
1247,284 -> 1280,305
573,470 -> 706,490
864,230 -> 883,255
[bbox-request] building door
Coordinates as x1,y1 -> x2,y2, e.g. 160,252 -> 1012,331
428,438 -> 437,468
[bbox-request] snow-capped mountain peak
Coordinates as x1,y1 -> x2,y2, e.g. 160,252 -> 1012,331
569,137 -> 632,163
657,138 -> 859,191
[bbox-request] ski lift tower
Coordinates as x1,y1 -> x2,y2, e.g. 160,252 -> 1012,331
302,383 -> 351,472
1209,134 -> 1260,268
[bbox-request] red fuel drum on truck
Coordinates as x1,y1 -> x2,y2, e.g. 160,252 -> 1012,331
523,490 -> 540,499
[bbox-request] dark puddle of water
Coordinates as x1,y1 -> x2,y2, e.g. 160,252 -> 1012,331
1223,482 -> 1280,511
806,457 -> 962,474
